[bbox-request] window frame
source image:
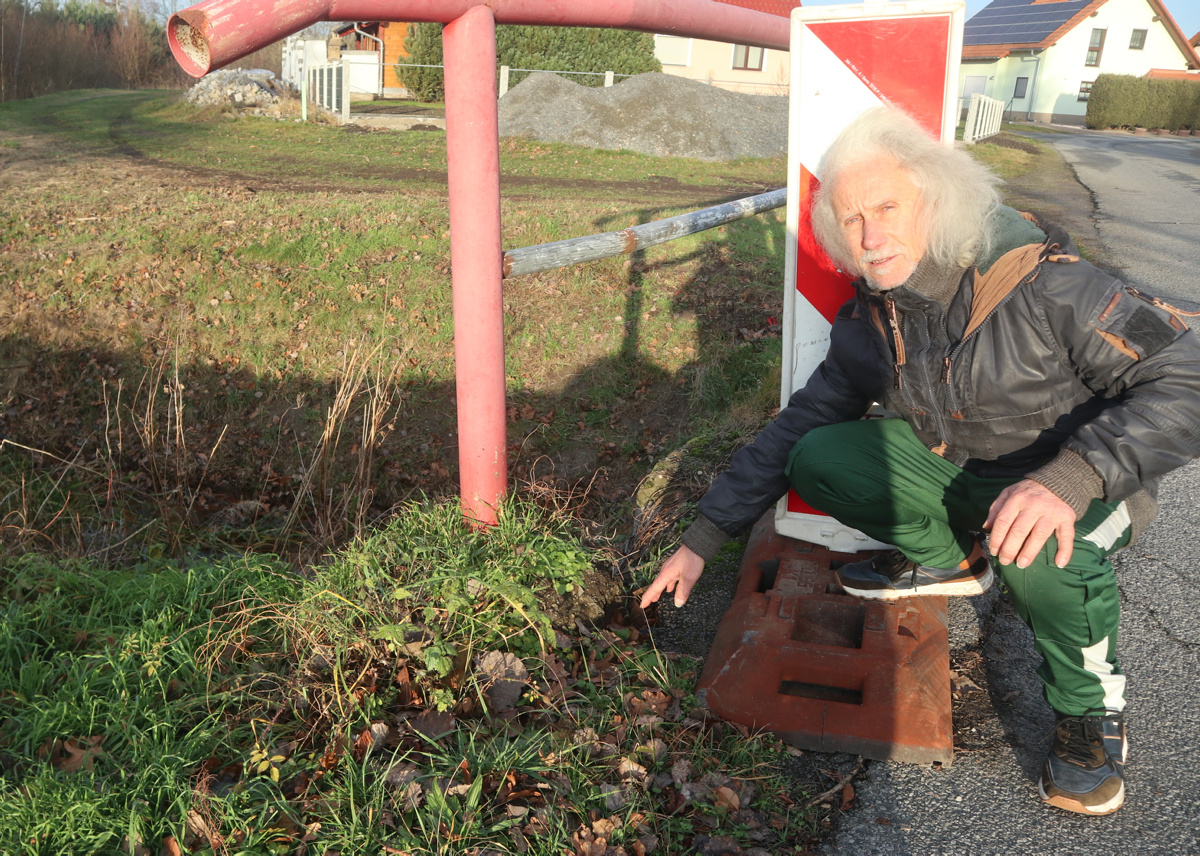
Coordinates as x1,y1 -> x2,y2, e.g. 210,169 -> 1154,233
654,34 -> 692,67
1129,29 -> 1146,50
1086,28 -> 1106,67
1013,76 -> 1029,99
1078,81 -> 1093,102
731,44 -> 765,72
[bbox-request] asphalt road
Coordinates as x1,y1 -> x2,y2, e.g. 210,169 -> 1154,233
1038,130 -> 1200,307
818,129 -> 1200,855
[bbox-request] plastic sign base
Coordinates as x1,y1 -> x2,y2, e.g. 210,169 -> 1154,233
696,513 -> 954,765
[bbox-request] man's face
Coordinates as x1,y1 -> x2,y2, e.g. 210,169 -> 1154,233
831,155 -> 927,291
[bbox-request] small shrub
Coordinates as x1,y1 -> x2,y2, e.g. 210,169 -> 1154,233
402,22 -> 445,102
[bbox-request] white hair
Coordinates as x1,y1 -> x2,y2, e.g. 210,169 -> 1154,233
810,107 -> 1002,275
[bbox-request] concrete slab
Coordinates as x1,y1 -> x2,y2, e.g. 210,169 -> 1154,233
347,114 -> 446,131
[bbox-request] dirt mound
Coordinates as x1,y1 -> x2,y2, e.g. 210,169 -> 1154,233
986,132 -> 1040,154
498,72 -> 786,162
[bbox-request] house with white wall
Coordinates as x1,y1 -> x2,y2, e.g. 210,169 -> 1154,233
653,0 -> 799,96
959,0 -> 1199,124
654,33 -> 790,95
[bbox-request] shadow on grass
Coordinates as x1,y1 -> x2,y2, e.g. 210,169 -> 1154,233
0,190 -> 787,567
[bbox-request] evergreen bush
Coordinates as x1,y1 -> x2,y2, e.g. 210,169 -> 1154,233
1087,73 -> 1200,130
496,26 -> 661,88
402,22 -> 445,102
399,24 -> 661,102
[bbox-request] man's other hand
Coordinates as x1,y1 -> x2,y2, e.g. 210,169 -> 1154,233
985,479 -> 1076,569
639,545 -> 706,609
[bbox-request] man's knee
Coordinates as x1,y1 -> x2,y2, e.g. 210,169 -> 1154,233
785,419 -> 904,481
785,423 -> 853,484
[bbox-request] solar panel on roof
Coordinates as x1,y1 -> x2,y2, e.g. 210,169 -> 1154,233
964,0 -> 1092,45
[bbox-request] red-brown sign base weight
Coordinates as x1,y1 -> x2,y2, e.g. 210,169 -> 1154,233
696,514 -> 954,765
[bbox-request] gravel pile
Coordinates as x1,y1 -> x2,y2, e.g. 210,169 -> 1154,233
498,72 -> 787,162
185,68 -> 294,115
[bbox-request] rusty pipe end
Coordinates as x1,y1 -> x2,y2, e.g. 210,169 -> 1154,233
168,11 -> 212,78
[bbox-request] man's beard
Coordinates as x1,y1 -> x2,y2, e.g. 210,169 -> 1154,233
858,249 -> 913,292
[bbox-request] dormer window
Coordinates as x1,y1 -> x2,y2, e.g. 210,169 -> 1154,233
1085,28 -> 1106,66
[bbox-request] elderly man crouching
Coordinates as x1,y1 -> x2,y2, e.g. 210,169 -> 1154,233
640,107 -> 1200,815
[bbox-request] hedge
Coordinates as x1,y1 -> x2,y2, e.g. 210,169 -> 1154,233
400,24 -> 661,103
495,26 -> 660,89
1087,73 -> 1200,131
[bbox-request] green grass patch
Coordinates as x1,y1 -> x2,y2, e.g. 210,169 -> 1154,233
0,551 -> 293,853
0,89 -> 787,561
0,498 -> 818,854
965,135 -> 1044,180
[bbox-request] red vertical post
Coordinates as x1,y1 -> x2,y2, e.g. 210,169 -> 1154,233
443,5 -> 506,526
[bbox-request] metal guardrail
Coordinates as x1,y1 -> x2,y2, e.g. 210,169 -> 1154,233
502,187 -> 787,278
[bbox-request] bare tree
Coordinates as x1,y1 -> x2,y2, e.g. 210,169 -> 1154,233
110,3 -> 155,87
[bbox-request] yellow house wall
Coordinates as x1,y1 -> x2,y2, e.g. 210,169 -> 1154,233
654,35 -> 789,96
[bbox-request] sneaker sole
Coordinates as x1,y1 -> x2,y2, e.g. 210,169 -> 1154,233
1038,778 -> 1124,816
840,566 -> 994,600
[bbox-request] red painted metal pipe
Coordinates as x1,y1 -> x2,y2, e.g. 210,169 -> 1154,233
168,0 -> 790,77
166,0 -> 793,527
444,5 -> 507,526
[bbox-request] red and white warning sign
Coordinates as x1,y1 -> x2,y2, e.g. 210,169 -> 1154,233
776,2 -> 966,550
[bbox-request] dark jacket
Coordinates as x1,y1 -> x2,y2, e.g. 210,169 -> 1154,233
683,209 -> 1200,560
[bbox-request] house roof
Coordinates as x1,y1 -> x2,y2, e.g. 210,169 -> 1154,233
1144,68 -> 1200,79
964,0 -> 1200,68
713,0 -> 803,18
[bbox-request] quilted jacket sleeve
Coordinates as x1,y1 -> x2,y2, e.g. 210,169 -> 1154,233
1041,262 -> 1200,505
681,303 -> 880,559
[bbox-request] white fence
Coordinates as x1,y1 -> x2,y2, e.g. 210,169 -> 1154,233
307,61 -> 351,123
962,92 -> 1003,145
302,58 -> 638,123
282,36 -> 328,90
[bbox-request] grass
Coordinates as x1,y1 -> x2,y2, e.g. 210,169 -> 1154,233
0,497 -> 818,855
0,88 -> 812,853
0,88 -> 788,564
0,88 -> 1076,854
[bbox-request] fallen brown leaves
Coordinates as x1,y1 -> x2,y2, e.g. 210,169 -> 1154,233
38,735 -> 105,773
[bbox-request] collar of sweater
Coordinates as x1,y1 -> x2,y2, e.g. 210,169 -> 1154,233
897,254 -> 966,308
859,254 -> 965,310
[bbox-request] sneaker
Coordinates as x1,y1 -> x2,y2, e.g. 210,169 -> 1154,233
1039,711 -> 1127,816
835,538 -> 992,600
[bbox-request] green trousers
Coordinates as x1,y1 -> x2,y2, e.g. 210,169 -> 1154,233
785,418 -> 1129,716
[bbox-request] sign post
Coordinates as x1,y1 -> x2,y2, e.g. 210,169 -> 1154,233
776,1 -> 967,551
695,5 -> 970,765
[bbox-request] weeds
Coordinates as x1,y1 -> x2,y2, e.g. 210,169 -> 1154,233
0,90 -> 883,853
0,498 -> 821,854
280,339 -> 406,552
